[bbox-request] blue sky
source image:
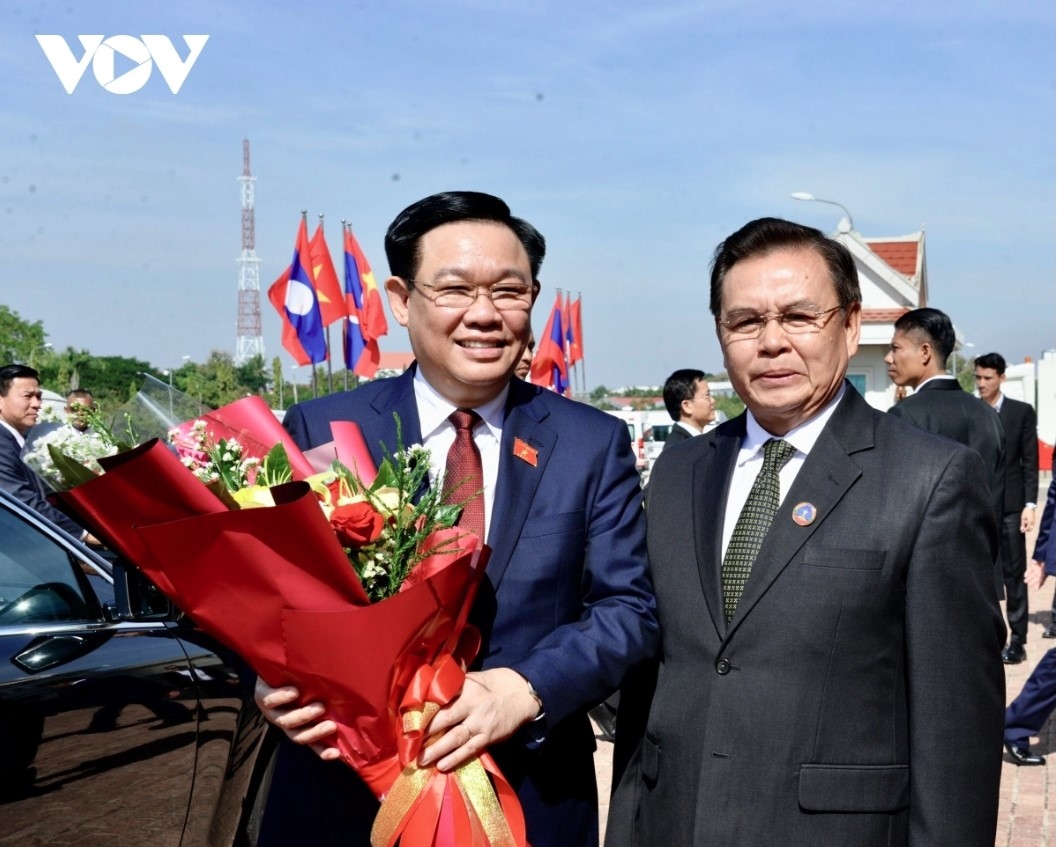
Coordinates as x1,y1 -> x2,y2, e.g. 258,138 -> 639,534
1,0 -> 1053,389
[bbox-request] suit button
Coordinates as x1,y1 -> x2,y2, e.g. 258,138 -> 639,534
715,658 -> 731,675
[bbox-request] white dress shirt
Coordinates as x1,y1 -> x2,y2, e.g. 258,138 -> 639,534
721,385 -> 846,558
413,370 -> 507,541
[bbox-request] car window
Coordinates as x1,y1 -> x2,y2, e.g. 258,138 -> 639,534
0,507 -> 97,626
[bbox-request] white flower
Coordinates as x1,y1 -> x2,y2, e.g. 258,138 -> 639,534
22,426 -> 118,489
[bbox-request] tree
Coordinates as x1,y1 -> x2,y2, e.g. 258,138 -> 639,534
77,354 -> 154,413
270,356 -> 285,409
237,354 -> 269,395
184,351 -> 243,408
0,306 -> 47,365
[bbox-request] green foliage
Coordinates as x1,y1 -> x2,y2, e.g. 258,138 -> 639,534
237,355 -> 269,394
714,393 -> 745,420
332,414 -> 462,602
78,355 -> 155,411
0,306 -> 47,365
257,443 -> 294,487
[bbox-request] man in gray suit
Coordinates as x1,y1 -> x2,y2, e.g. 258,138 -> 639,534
608,218 -> 1005,846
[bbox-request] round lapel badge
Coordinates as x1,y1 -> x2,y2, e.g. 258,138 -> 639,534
792,502 -> 817,526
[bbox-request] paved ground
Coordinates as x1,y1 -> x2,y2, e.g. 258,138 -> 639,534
592,479 -> 1055,845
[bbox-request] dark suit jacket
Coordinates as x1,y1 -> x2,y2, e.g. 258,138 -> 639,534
997,396 -> 1039,514
608,386 -> 1005,847
1033,477 -> 1055,575
0,426 -> 84,537
263,369 -> 658,847
888,378 -> 1006,522
660,422 -> 693,453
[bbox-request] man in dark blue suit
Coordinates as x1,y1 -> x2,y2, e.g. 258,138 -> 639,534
0,364 -> 97,542
1004,476 -> 1056,765
255,191 -> 658,847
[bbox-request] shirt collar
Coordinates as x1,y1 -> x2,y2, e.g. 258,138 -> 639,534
917,374 -> 957,390
739,383 -> 846,466
413,369 -> 509,441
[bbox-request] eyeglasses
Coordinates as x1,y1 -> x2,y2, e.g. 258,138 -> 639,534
409,279 -> 539,311
717,305 -> 843,339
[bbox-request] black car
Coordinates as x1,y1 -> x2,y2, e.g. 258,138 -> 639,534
0,488 -> 275,846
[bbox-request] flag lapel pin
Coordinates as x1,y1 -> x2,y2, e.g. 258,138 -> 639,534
513,438 -> 538,467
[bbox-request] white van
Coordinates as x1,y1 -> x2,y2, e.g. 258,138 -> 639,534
605,409 -> 672,479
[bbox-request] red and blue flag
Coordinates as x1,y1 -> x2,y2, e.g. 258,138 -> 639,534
530,293 -> 569,395
267,216 -> 327,365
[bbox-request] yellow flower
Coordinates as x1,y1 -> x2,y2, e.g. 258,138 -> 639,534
231,485 -> 275,509
372,486 -> 405,515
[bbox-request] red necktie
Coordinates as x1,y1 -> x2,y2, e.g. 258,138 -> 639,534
443,409 -> 485,543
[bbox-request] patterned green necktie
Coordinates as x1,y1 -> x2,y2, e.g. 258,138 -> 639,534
722,438 -> 796,622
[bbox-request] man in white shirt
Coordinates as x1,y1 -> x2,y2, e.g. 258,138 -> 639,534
609,218 -> 1004,847
660,368 -> 716,452
254,191 -> 658,847
0,364 -> 98,542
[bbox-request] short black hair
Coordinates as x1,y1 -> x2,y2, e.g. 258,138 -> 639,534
894,308 -> 956,366
384,191 -> 546,282
663,369 -> 706,421
66,388 -> 94,403
709,217 -> 861,318
974,352 -> 1007,375
0,364 -> 39,397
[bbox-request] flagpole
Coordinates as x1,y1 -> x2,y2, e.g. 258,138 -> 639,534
317,214 -> 336,395
576,291 -> 585,396
561,287 -> 571,397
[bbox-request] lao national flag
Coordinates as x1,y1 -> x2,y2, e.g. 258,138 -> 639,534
343,223 -> 386,377
309,223 -> 346,327
267,217 -> 327,365
529,293 -> 568,395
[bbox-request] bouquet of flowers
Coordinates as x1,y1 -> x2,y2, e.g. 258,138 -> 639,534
22,425 -> 117,489
22,402 -> 137,490
54,396 -> 526,847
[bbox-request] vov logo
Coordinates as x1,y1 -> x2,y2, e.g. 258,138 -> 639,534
36,35 -> 209,94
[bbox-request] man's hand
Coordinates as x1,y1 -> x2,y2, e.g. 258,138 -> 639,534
419,668 -> 540,773
1025,560 -> 1049,592
254,677 -> 341,761
1020,505 -> 1036,534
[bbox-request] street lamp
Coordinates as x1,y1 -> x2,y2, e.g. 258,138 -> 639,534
291,365 -> 307,404
29,342 -> 53,368
951,341 -> 975,380
791,192 -> 855,233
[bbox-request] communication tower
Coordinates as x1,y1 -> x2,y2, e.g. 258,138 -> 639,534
235,138 -> 264,364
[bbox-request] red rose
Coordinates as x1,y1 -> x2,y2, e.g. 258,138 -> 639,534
329,501 -> 384,548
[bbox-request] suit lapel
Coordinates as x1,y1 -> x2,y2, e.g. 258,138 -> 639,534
1,427 -> 45,496
692,419 -> 742,640
726,389 -> 875,635
360,369 -> 428,498
486,383 -> 555,590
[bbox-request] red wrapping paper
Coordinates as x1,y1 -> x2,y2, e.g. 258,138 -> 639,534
55,426 -> 526,847
168,395 -> 377,483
